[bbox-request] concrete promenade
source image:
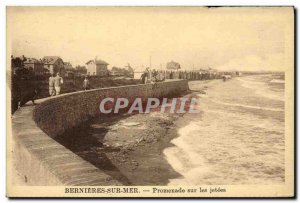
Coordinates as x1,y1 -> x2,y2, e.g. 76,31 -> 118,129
10,80 -> 189,186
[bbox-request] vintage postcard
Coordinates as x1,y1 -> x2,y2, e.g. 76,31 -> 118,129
6,6 -> 294,198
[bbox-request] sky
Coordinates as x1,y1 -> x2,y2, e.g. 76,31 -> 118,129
7,7 -> 293,71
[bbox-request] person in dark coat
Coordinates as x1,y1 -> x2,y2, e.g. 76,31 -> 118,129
19,86 -> 40,107
11,70 -> 21,114
141,72 -> 148,84
141,68 -> 150,84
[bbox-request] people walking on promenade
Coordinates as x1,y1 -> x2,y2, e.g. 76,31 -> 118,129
49,73 -> 55,96
83,75 -> 90,90
54,72 -> 63,95
141,67 -> 150,84
157,69 -> 233,81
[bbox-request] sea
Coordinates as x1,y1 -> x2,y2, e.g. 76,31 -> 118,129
164,74 -> 285,185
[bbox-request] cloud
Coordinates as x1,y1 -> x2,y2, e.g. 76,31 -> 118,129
7,7 -> 291,71
215,53 -> 285,72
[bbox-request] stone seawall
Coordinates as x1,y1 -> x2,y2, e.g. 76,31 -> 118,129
11,80 -> 189,186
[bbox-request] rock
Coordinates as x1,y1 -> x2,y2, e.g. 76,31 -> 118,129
136,138 -> 144,144
123,145 -> 134,151
114,143 -> 122,147
131,160 -> 139,166
122,122 -> 141,127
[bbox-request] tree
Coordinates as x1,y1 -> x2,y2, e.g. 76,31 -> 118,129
11,55 -> 27,69
75,65 -> 87,74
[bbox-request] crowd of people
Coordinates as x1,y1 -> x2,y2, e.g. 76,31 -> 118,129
162,69 -> 224,80
12,64 -> 239,114
141,68 -> 237,83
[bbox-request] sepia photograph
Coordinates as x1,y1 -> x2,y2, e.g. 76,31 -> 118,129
6,6 -> 294,198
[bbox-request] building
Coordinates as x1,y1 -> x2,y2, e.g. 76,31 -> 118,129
86,58 -> 109,76
74,65 -> 87,76
166,60 -> 181,70
109,64 -> 134,78
23,58 -> 45,75
64,62 -> 73,70
63,62 -> 75,77
43,56 -> 65,76
110,67 -> 125,76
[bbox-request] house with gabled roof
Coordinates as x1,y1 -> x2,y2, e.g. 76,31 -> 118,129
23,58 -> 45,75
86,57 -> 109,76
64,62 -> 73,70
42,56 -> 65,76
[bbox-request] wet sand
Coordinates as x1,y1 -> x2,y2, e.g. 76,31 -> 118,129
55,108 -> 185,185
